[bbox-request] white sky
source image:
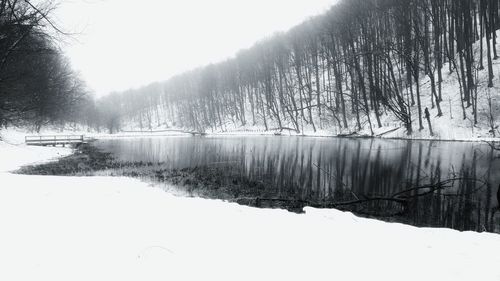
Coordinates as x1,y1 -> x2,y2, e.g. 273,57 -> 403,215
54,0 -> 338,97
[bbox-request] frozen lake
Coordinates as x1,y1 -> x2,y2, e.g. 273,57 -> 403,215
95,136 -> 500,233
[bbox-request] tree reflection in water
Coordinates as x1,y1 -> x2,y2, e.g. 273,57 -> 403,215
96,136 -> 500,233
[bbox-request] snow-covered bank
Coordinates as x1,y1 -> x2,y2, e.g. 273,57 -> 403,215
202,126 -> 500,142
4,122 -> 500,143
83,121 -> 500,142
1,135 -> 500,280
1,172 -> 500,281
14,126 -> 500,143
0,127 -> 189,143
0,131 -> 72,173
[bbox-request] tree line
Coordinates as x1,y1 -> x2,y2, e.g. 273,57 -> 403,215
0,0 -> 87,133
91,0 -> 500,135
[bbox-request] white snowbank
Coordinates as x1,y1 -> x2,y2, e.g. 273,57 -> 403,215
0,136 -> 499,281
5,118 -> 499,142
0,131 -> 72,172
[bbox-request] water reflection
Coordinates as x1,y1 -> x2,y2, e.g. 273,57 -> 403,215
95,136 -> 500,233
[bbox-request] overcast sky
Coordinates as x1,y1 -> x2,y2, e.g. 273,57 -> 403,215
54,0 -> 338,97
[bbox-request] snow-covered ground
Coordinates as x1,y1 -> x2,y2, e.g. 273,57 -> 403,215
0,126 -> 191,144
0,140 -> 72,173
1,131 -> 500,281
6,123 -> 500,144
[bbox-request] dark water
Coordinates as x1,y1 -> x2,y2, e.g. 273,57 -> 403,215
95,136 -> 500,233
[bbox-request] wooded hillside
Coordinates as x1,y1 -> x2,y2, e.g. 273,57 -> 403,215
91,0 -> 500,137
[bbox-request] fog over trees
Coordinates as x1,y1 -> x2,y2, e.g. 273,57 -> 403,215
86,0 -> 500,136
0,0 -> 87,133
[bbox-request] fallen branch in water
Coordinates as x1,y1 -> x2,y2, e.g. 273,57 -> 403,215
237,177 -> 488,214
484,141 -> 500,152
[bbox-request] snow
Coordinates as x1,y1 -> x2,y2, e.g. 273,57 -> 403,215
1,134 -> 500,280
0,130 -> 72,173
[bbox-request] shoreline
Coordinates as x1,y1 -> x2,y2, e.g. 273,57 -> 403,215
16,141 -> 500,234
87,130 -> 500,144
4,126 -> 499,144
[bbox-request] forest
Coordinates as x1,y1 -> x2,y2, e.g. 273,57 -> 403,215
85,0 -> 500,137
0,0 -> 86,133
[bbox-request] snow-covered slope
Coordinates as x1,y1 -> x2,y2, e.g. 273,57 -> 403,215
114,31 -> 500,142
365,34 -> 500,141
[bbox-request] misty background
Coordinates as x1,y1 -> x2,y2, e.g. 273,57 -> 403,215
56,0 -> 336,97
